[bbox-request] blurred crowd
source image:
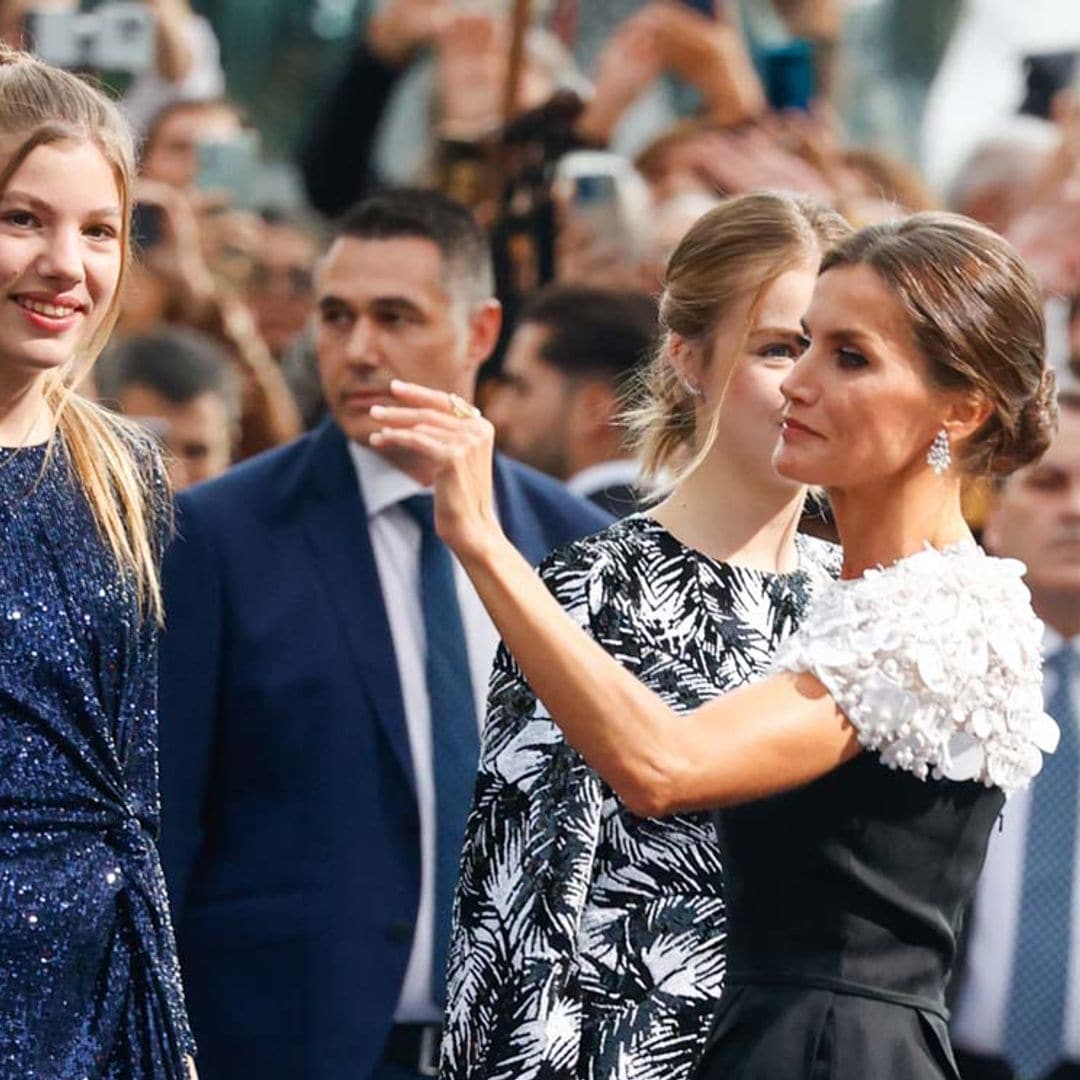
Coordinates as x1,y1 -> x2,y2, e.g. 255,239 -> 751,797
0,0 -> 1068,511
11,2 -> 1080,1078
7,0 -> 1078,500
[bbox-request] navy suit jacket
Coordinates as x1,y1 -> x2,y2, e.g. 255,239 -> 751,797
158,419 -> 610,1079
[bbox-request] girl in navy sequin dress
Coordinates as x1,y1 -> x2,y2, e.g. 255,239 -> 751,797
0,48 -> 194,1078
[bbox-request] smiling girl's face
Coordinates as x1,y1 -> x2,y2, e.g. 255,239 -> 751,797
0,138 -> 123,388
773,263 -> 955,492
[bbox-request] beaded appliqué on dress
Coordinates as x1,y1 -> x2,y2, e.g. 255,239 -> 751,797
772,542 -> 1058,796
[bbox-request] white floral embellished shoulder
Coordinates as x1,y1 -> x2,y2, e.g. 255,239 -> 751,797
772,543 -> 1059,796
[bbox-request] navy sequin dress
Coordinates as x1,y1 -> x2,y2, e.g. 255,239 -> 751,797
0,442 -> 194,1078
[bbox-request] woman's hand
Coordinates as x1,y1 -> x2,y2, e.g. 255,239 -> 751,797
370,380 -> 503,564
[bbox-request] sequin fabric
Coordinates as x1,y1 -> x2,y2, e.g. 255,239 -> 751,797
0,441 -> 193,1078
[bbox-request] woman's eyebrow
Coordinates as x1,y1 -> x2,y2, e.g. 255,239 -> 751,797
0,190 -> 121,218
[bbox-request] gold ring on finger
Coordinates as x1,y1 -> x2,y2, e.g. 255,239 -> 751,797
449,393 -> 481,420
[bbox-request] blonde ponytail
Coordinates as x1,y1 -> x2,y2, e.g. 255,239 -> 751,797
0,46 -> 167,620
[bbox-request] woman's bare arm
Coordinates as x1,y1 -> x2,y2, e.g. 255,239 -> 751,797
370,382 -> 860,816
460,529 -> 858,814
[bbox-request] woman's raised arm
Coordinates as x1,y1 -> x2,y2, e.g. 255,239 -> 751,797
371,381 -> 860,815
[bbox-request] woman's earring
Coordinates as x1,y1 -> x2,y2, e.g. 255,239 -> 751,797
681,377 -> 703,399
927,429 -> 952,476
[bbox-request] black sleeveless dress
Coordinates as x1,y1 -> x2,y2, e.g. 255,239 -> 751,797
694,543 -> 1055,1079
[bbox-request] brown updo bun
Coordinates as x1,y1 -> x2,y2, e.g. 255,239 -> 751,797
987,367 -> 1059,475
820,212 -> 1054,479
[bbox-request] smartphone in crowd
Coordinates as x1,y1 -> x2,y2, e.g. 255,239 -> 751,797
131,201 -> 165,252
566,172 -> 622,242
554,150 -> 634,253
194,131 -> 261,210
25,3 -> 155,74
1019,51 -> 1080,119
761,39 -> 815,112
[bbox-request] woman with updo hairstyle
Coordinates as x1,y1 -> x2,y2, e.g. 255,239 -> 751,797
816,213 -> 1056,480
0,47 -> 195,1077
373,207 -> 1059,1079
440,191 -> 850,1080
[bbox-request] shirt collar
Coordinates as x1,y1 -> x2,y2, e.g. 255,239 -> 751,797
348,440 -> 428,518
566,458 -> 642,498
1043,624 -> 1080,660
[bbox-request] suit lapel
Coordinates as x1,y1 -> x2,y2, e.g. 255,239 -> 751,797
292,421 -> 416,791
494,456 -> 547,567
282,443 -> 546,796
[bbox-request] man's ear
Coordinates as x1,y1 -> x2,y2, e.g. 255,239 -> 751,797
573,379 -> 621,437
468,300 -> 503,368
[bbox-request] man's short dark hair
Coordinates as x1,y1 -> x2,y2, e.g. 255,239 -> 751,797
334,188 -> 495,302
97,327 -> 239,421
517,284 -> 658,388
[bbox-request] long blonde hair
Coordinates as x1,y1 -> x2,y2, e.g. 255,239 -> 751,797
627,192 -> 851,487
0,45 -> 167,621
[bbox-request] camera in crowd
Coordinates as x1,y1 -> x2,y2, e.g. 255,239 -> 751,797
25,3 -> 155,74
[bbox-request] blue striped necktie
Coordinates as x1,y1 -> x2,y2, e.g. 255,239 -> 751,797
1004,645 -> 1078,1080
400,494 -> 479,1005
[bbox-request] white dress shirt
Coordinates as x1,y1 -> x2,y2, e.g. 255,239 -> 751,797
952,627 -> 1080,1059
566,458 -> 642,502
349,443 -> 500,1023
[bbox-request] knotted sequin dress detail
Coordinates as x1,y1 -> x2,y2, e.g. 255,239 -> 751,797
0,442 -> 194,1078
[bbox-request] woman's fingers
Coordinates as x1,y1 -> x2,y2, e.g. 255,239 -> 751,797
372,384 -> 499,559
374,380 -> 493,471
370,426 -> 452,458
371,418 -> 487,457
370,403 -> 461,429
388,378 -> 459,411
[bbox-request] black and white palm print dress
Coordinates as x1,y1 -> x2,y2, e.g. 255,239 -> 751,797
440,514 -> 839,1080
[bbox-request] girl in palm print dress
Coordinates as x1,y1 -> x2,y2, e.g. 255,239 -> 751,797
439,194 -> 851,1080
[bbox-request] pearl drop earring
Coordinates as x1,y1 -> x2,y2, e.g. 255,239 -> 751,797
927,429 -> 952,476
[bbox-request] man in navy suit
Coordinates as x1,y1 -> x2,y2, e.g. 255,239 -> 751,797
157,188 -> 610,1080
